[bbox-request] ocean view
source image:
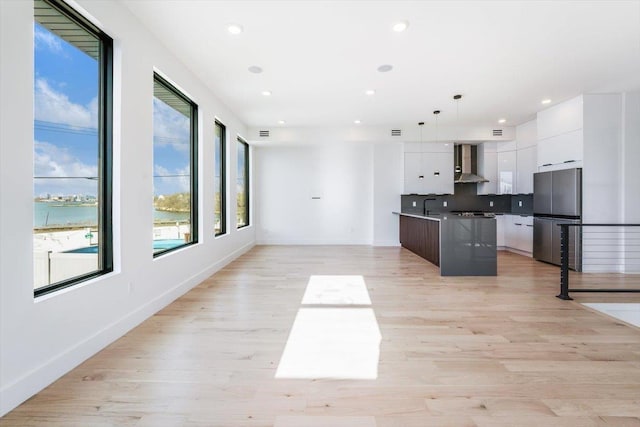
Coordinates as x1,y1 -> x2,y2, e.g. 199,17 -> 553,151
34,202 -> 189,228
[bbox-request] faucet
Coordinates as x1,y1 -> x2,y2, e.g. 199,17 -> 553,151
423,197 -> 436,216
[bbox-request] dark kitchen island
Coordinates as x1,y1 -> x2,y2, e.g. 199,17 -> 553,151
395,212 -> 497,276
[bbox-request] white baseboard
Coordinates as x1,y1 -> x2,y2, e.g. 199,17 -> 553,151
256,239 -> 373,245
373,240 -> 401,247
0,242 -> 254,417
504,247 -> 533,258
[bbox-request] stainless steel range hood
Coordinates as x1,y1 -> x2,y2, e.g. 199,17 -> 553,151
454,144 -> 489,184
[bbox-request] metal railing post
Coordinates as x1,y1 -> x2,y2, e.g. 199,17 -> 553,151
557,224 -> 572,300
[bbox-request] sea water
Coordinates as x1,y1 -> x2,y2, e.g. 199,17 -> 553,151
34,202 -> 189,227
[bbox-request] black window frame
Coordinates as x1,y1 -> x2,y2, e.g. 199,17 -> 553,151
237,137 -> 250,229
34,0 -> 114,298
152,72 -> 199,257
214,120 -> 226,237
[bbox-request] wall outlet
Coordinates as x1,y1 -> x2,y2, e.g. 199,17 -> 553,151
489,201 -> 494,207
518,200 -> 523,207
443,201 -> 448,207
412,201 -> 416,207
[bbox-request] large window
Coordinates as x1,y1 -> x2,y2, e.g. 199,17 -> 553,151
33,0 -> 113,296
214,121 -> 226,236
237,138 -> 249,228
152,73 -> 198,255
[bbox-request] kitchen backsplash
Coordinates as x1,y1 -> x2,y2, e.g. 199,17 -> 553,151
401,188 -> 533,216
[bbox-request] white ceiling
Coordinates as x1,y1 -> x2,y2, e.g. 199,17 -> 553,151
121,0 -> 640,129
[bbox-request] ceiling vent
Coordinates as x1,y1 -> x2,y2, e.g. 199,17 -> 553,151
492,129 -> 503,137
259,130 -> 270,137
391,129 -> 402,137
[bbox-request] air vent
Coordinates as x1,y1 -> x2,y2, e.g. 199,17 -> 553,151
391,129 -> 402,137
492,129 -> 503,137
259,130 -> 270,137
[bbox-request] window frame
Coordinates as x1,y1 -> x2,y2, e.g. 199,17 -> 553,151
34,0 -> 114,298
237,137 -> 250,229
214,120 -> 226,237
152,72 -> 199,257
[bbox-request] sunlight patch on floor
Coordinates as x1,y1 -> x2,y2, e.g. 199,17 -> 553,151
301,275 -> 372,305
582,303 -> 640,327
276,275 -> 381,380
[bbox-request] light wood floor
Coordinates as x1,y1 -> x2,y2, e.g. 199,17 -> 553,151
3,246 -> 640,427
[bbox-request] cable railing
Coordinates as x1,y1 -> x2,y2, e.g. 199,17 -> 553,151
557,223 -> 640,300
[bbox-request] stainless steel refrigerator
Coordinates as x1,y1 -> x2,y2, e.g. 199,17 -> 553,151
533,168 -> 582,271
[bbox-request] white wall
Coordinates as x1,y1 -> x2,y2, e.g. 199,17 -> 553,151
622,92 -> 640,273
622,92 -> 640,224
255,142 -> 375,245
0,0 -> 254,415
373,143 -> 403,246
582,94 -> 623,224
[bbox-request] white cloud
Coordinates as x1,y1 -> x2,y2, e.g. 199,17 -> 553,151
153,98 -> 190,152
154,163 -> 191,195
34,140 -> 98,195
34,26 -> 63,54
35,78 -> 96,128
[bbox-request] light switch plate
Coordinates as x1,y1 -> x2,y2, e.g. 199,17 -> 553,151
490,201 -> 494,207
519,200 -> 523,207
443,201 -> 448,207
412,201 -> 416,207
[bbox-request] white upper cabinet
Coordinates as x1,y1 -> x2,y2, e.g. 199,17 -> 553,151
514,120 -> 537,194
497,149 -> 516,194
537,96 -> 584,170
404,143 -> 454,194
537,96 -> 583,140
477,142 -> 498,195
516,145 -> 537,194
537,129 -> 583,168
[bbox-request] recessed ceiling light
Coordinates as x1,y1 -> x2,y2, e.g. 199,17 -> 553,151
392,21 -> 409,32
261,90 -> 272,96
227,24 -> 243,35
541,98 -> 552,104
498,118 -> 506,124
277,120 -> 285,125
365,89 -> 376,96
354,120 -> 361,124
377,64 -> 393,73
248,66 -> 263,74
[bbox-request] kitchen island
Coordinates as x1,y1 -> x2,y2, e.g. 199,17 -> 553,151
395,212 -> 497,276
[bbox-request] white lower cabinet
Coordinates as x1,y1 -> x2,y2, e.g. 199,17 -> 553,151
503,215 -> 533,255
495,215 -> 505,247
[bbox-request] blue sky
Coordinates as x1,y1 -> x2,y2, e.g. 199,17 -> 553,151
34,23 -> 190,198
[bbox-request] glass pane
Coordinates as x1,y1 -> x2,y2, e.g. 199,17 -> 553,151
214,123 -> 224,235
237,141 -> 248,227
33,7 -> 101,290
153,79 -> 192,254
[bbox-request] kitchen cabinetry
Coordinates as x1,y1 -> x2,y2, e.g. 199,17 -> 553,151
504,214 -> 533,255
495,215 -> 505,247
477,142 -> 498,195
404,144 -> 454,194
537,96 -> 584,170
516,145 -> 537,194
497,150 -> 516,194
489,120 -> 537,195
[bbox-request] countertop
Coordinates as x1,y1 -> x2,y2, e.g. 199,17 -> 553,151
393,212 -> 498,221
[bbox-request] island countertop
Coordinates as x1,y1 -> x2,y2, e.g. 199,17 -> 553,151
394,211 -> 497,276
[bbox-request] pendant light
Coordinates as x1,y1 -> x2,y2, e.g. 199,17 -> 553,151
454,94 -> 462,174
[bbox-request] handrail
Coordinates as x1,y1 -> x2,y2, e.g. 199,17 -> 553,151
556,223 -> 640,300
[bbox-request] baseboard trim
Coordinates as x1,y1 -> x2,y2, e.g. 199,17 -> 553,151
256,239 -> 373,245
0,241 -> 254,417
504,247 -> 533,258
